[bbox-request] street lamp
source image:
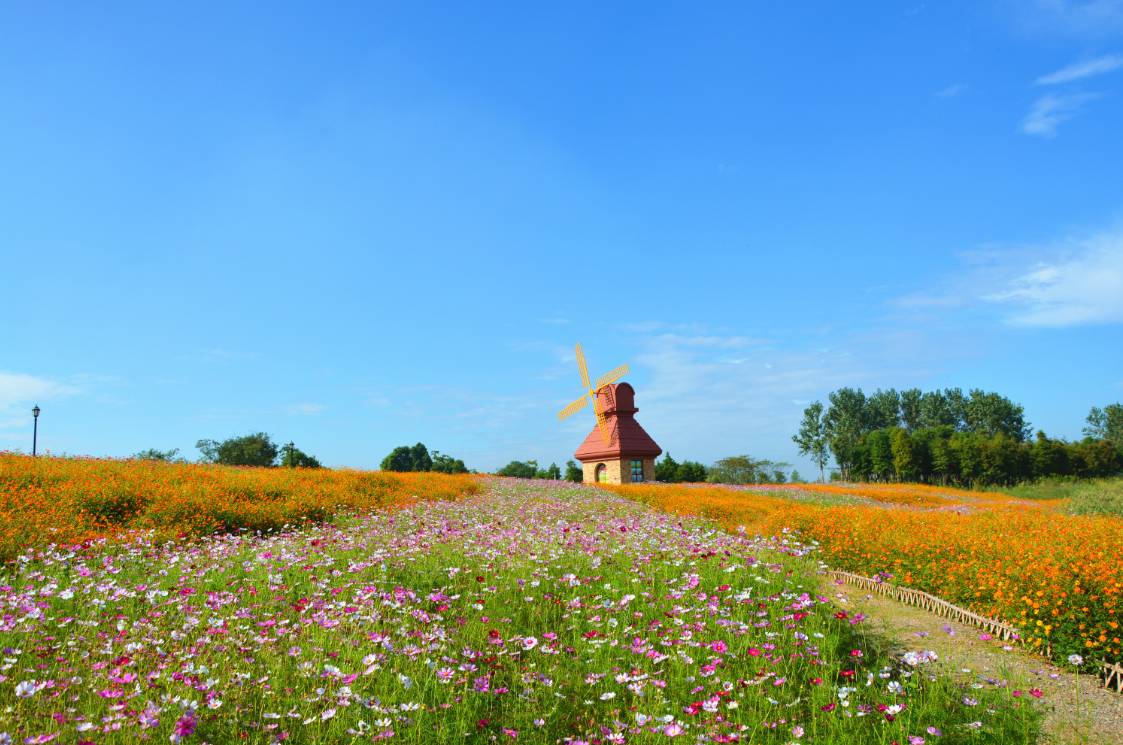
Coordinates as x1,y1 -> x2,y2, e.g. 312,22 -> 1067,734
32,405 -> 40,456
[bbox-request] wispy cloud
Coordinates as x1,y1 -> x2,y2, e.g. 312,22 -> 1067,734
982,228 -> 1123,326
892,225 -> 1123,328
935,83 -> 966,98
1021,92 -> 1101,136
1036,53 -> 1123,84
0,372 -> 80,444
0,372 -> 79,412
284,402 -> 325,415
1006,0 -> 1123,38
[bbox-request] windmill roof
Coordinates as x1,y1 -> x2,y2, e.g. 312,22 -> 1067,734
574,383 -> 662,461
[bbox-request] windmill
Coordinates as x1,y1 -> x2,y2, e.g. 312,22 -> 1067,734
557,343 -> 629,443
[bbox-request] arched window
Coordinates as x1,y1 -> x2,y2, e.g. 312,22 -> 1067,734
595,463 -> 607,483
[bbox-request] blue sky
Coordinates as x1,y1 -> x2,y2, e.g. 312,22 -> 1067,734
2,1 -> 1123,473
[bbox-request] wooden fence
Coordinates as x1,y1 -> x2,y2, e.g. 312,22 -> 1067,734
822,569 -> 1122,695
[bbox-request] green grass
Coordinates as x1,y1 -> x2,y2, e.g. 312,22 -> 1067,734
998,477 -> 1123,516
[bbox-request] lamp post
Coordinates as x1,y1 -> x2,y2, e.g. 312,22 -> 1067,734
32,405 -> 40,456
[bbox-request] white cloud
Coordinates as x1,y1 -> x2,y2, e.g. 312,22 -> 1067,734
1036,53 -> 1123,83
284,402 -> 325,415
935,83 -> 966,98
983,229 -> 1123,325
1007,1 -> 1123,38
1021,92 -> 1101,136
0,372 -> 79,412
0,372 -> 80,442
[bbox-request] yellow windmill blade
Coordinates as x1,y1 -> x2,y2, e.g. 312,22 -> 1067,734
557,395 -> 589,421
575,343 -> 591,390
592,389 -> 612,443
595,364 -> 629,391
595,408 -> 612,443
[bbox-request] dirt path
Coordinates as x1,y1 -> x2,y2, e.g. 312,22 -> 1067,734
822,577 -> 1123,745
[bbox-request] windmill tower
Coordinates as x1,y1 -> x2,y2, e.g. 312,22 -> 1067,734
557,344 -> 662,484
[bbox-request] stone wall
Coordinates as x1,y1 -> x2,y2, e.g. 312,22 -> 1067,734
581,457 -> 656,484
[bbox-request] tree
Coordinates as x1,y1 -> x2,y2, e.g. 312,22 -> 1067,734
824,387 -> 869,480
866,429 -> 894,481
544,462 -> 562,480
928,427 -> 957,484
655,452 -> 680,481
430,451 -> 469,474
496,460 -> 539,478
867,388 -> 901,430
963,390 -> 1029,441
900,388 -> 924,431
380,446 -> 415,472
707,456 -> 787,484
918,390 -> 957,429
792,401 -> 830,482
675,460 -> 708,483
889,428 -> 918,482
564,460 -> 583,482
1085,404 -> 1123,446
196,433 -> 279,467
789,469 -> 803,483
410,442 -> 433,472
280,444 -> 322,468
133,447 -> 182,462
381,442 -> 435,472
707,455 -> 762,484
1030,431 -> 1069,479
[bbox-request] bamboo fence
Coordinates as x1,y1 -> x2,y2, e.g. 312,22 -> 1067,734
823,569 -> 1122,695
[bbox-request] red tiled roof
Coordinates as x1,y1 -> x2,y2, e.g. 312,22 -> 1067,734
574,383 -> 662,461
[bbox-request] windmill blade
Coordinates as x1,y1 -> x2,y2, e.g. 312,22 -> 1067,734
595,364 -> 629,391
595,408 -> 613,443
557,395 -> 589,421
575,343 -> 591,390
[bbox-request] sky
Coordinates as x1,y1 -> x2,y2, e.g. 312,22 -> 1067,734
2,1 -> 1123,474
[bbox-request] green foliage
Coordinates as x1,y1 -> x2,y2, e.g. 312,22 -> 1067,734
654,452 -> 680,481
381,442 -> 430,472
196,433 -> 279,467
654,453 -> 708,483
706,455 -> 789,485
826,425 -> 1122,487
792,401 -> 830,481
675,460 -> 707,483
495,460 -> 540,479
806,387 -> 1046,483
280,444 -> 322,469
889,427 -> 918,481
1085,403 -> 1123,446
544,462 -> 562,480
131,448 -> 183,462
1002,477 -> 1123,516
564,460 -> 582,482
430,451 -> 468,474
789,469 -> 803,483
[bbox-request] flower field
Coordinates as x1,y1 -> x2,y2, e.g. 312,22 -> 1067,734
606,483 -> 1123,668
0,478 -> 1039,743
0,454 -> 481,562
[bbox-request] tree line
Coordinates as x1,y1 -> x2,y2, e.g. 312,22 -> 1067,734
380,442 -> 469,474
793,389 -> 1123,485
134,432 -> 322,468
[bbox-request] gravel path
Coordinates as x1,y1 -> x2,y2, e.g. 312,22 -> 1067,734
822,576 -> 1123,744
